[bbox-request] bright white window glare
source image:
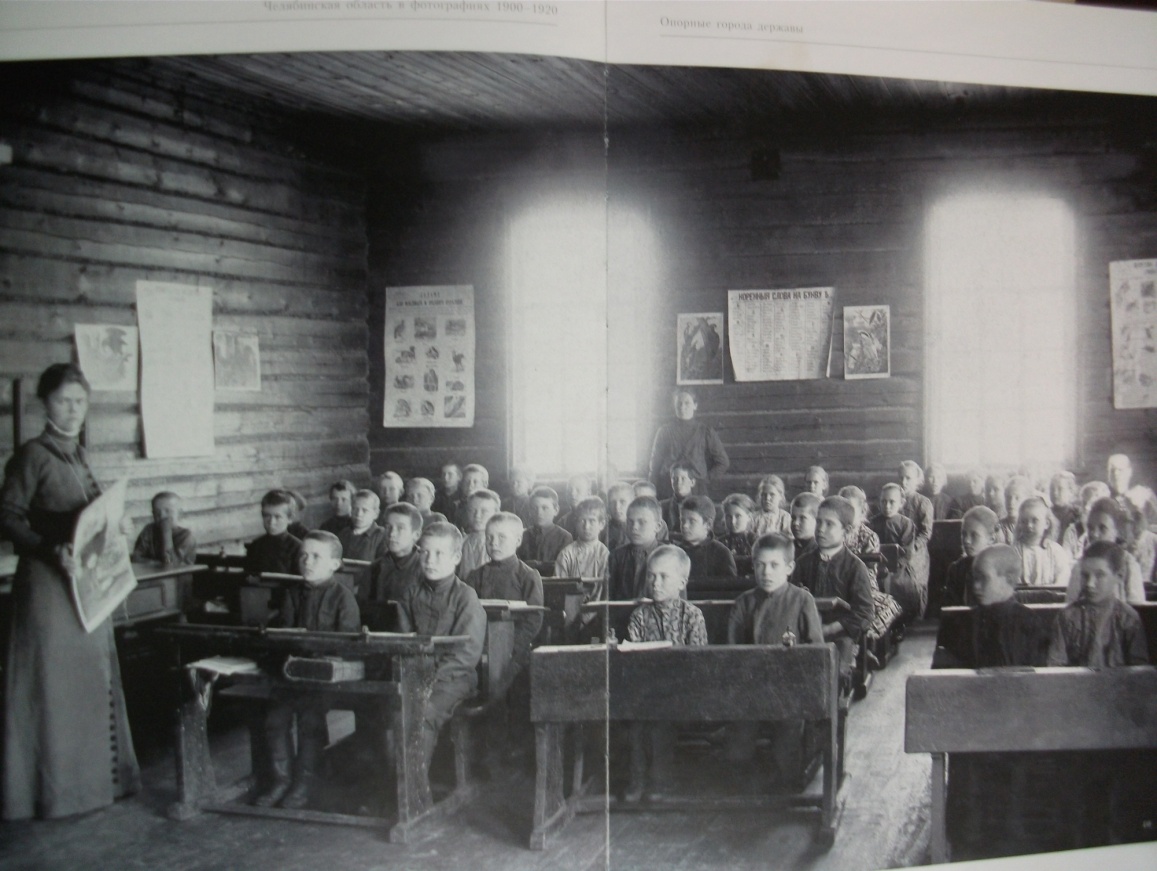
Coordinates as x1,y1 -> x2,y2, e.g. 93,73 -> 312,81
509,194 -> 655,479
926,194 -> 1075,473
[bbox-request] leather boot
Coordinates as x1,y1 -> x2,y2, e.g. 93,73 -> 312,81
280,730 -> 322,810
252,727 -> 293,807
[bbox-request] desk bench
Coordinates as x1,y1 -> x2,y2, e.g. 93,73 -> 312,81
905,666 -> 1157,862
529,643 -> 844,850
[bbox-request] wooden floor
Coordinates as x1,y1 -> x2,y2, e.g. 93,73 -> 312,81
0,625 -> 940,871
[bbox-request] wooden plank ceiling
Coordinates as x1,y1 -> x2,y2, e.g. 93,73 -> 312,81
146,51 -> 1039,131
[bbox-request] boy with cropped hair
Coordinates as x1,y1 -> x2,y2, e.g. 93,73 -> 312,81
405,477 -> 446,528
251,530 -> 359,810
375,471 -> 404,523
556,496 -> 611,580
454,463 -> 490,529
132,491 -> 197,566
789,491 -> 821,561
602,481 -> 634,552
661,463 -> 697,540
606,496 -> 664,601
678,494 -> 737,581
245,489 -> 303,576
633,480 -> 670,542
557,473 -> 596,539
432,462 -> 464,520
395,521 -> 486,777
517,485 -> 573,569
320,480 -> 356,535
365,501 -> 425,604
459,488 -> 502,578
790,496 -> 875,692
502,465 -> 536,528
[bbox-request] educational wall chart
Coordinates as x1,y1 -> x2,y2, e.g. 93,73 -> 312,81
843,305 -> 891,380
70,478 -> 135,633
676,312 -> 725,385
136,281 -> 215,457
74,324 -> 138,391
727,287 -> 834,381
383,285 -> 475,428
212,331 -> 261,391
1109,258 -> 1157,409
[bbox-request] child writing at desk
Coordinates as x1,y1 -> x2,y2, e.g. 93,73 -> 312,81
251,531 -> 360,810
624,545 -> 707,802
395,522 -> 487,779
132,491 -> 196,566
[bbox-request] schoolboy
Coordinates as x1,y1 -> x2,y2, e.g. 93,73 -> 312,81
459,488 -> 502,578
1047,541 -> 1149,667
338,490 -> 388,594
660,464 -> 696,539
601,481 -> 634,552
375,471 -> 404,524
432,462 -> 464,520
405,477 -> 447,528
720,493 -> 757,558
556,496 -> 611,580
925,463 -> 959,520
942,506 -> 999,607
803,465 -> 829,498
517,486 -> 573,569
245,489 -> 303,576
789,492 -> 821,561
395,522 -> 487,777
132,491 -> 197,566
624,545 -> 707,802
678,495 -> 737,581
319,480 -> 356,535
956,469 -> 987,514
790,496 -> 875,691
556,474 -> 595,539
727,533 -> 822,781
364,502 -> 425,604
252,531 -> 360,809
1014,496 -> 1072,588
933,544 -> 1047,669
606,496 -> 663,600
633,480 -> 670,541
502,465 -> 536,528
454,464 -> 490,529
751,474 -> 792,538
465,512 -> 544,672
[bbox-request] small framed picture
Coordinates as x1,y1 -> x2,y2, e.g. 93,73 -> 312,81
677,312 -> 725,385
843,305 -> 891,380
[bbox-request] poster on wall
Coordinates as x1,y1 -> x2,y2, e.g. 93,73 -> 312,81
74,324 -> 138,391
213,332 -> 261,391
1110,258 -> 1157,410
136,281 -> 215,457
676,312 -> 725,385
727,287 -> 834,382
843,305 -> 891,380
383,285 -> 475,428
69,478 -> 136,633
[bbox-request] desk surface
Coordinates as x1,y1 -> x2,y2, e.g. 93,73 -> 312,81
156,622 -> 470,658
132,561 -> 208,582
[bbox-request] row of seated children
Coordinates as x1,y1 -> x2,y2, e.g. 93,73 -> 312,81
935,540 -> 1149,669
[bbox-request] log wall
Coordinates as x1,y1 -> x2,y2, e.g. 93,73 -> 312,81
0,61 -> 371,548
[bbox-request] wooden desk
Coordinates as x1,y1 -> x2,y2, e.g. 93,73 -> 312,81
115,561 -> 207,626
905,666 -> 1157,863
155,623 -> 475,843
686,574 -> 755,600
541,578 -> 599,645
529,643 -> 843,850
581,599 -> 736,645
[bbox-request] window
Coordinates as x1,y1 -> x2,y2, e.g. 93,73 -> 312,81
508,192 -> 655,478
925,194 -> 1075,471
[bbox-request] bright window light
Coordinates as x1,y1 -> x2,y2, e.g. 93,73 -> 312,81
925,194 -> 1075,472
509,193 -> 655,478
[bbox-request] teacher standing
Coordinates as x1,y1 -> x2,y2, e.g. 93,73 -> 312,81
648,387 -> 730,500
1,363 -> 139,820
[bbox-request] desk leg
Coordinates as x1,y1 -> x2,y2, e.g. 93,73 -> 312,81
530,721 -> 571,850
930,753 -> 949,864
168,668 -> 216,821
814,714 -> 839,850
390,654 -> 436,843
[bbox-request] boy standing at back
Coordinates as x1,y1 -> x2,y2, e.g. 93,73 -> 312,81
364,502 -> 425,604
606,496 -> 663,600
678,495 -> 737,581
660,464 -> 697,541
132,491 -> 197,566
518,486 -> 573,570
251,531 -> 360,809
791,496 -> 875,693
245,490 -> 303,576
395,522 -> 487,780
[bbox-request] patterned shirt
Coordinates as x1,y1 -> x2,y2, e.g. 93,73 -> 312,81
1016,540 -> 1072,587
751,508 -> 792,539
844,522 -> 881,584
1047,598 -> 1149,667
627,598 -> 708,646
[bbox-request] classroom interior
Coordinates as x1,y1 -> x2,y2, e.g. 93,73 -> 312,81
1,52 -> 1156,870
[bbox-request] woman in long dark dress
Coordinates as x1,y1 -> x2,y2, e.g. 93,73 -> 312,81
1,363 -> 139,819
